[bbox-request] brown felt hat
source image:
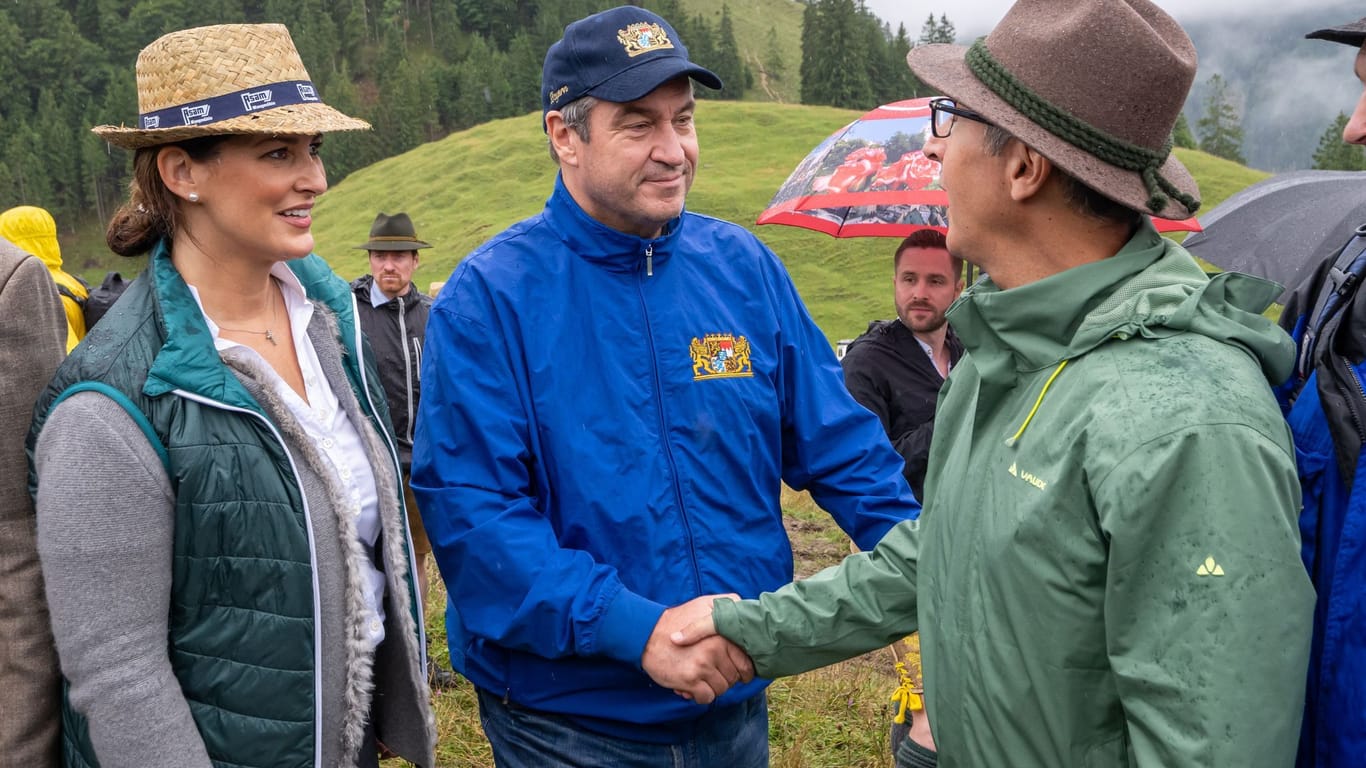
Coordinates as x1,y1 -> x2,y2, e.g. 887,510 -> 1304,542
356,212 -> 432,251
907,0 -> 1201,220
92,23 -> 370,150
1306,17 -> 1366,47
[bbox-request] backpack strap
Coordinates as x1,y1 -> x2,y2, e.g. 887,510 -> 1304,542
1296,223 -> 1366,381
55,283 -> 85,306
49,381 -> 170,474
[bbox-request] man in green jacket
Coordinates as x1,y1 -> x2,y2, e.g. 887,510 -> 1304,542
672,1 -> 1315,766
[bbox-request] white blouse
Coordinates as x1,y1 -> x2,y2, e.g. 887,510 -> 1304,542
189,264 -> 387,648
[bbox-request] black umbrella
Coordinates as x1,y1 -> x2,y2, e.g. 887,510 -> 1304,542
1184,170 -> 1366,301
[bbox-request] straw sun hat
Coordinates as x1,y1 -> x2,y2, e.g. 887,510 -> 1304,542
92,23 -> 369,150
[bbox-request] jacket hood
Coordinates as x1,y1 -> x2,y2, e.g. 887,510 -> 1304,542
0,206 -> 61,269
948,222 -> 1295,386
543,175 -> 685,274
0,206 -> 87,299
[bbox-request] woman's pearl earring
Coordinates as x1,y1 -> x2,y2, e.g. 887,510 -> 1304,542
188,192 -> 199,203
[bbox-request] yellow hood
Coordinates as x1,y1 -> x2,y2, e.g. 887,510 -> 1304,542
0,205 -> 86,299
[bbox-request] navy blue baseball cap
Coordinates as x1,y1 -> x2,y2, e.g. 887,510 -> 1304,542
541,6 -> 723,126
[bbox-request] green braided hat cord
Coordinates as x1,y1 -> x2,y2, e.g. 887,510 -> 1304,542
964,39 -> 1200,215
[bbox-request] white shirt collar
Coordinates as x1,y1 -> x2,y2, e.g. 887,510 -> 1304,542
369,279 -> 393,308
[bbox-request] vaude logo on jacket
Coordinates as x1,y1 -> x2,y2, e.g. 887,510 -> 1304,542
1006,461 -> 1048,491
690,333 -> 753,380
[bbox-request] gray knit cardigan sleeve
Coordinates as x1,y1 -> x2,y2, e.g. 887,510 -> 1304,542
34,392 -> 212,768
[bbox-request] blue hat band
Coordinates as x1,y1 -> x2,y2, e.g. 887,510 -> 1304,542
138,80 -> 320,130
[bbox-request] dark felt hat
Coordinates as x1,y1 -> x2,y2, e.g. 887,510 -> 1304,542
355,212 -> 431,251
1306,17 -> 1366,47
906,0 -> 1202,220
541,6 -> 722,126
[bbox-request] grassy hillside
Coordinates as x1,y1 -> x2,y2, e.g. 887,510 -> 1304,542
308,101 -> 1270,344
687,0 -> 806,103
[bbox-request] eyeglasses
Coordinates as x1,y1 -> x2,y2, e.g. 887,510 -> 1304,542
929,98 -> 993,138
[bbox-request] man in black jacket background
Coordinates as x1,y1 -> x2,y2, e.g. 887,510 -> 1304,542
841,229 -> 963,501
350,212 -> 450,686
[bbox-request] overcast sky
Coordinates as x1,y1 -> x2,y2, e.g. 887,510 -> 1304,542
863,0 -> 1357,38
859,0 -> 1362,169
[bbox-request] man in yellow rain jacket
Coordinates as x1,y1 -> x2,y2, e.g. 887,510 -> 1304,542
0,206 -> 86,351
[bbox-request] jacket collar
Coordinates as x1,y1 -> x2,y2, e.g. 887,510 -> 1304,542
143,239 -> 362,407
948,222 -> 1292,388
948,223 -> 1170,386
351,274 -> 423,309
856,319 -> 965,367
543,174 -> 684,273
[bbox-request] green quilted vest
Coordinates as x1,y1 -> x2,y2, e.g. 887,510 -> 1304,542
30,242 -> 409,768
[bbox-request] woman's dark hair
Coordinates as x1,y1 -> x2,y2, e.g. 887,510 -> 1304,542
106,135 -> 231,257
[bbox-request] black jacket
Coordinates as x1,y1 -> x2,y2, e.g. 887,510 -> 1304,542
840,319 -> 963,500
351,275 -> 431,470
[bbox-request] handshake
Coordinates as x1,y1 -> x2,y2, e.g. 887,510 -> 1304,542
640,593 -> 754,705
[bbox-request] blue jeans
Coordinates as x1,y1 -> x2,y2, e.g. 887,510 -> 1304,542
476,688 -> 769,768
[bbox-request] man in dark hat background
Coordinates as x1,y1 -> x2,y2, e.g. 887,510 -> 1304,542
672,1 -> 1315,766
1278,15 -> 1366,768
411,5 -> 916,765
349,212 -> 452,686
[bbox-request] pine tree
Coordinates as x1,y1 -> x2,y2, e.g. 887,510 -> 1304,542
799,0 -> 821,103
884,22 -> 917,101
711,5 -> 751,100
1312,112 -> 1366,170
800,0 -> 874,108
918,13 -> 955,45
764,25 -> 785,83
1196,74 -> 1246,164
918,13 -> 937,45
687,14 -> 719,99
1172,112 -> 1196,149
934,14 -> 955,44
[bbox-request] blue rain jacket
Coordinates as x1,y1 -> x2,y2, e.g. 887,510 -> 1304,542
1279,245 -> 1366,768
412,177 -> 916,741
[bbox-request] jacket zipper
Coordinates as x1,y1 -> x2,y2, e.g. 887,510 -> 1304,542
636,246 -> 701,593
1335,353 -> 1366,444
171,389 -> 327,768
398,296 -> 415,445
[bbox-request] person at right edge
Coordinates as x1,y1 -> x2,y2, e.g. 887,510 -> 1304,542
1279,14 -> 1366,768
673,1 -> 1315,766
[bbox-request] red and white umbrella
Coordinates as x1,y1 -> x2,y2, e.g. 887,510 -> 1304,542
757,97 -> 1201,238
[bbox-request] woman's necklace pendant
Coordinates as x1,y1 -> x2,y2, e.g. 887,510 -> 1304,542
265,329 -> 277,345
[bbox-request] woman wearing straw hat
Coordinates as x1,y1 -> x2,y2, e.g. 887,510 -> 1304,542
28,23 -> 435,768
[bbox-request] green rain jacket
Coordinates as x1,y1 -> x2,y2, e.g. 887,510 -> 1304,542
716,224 -> 1315,767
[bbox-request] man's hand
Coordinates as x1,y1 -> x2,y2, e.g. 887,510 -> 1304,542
641,594 -> 753,705
909,706 -> 936,752
670,611 -> 718,647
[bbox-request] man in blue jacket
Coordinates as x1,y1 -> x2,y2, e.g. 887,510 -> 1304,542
411,5 -> 917,766
1282,16 -> 1366,767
